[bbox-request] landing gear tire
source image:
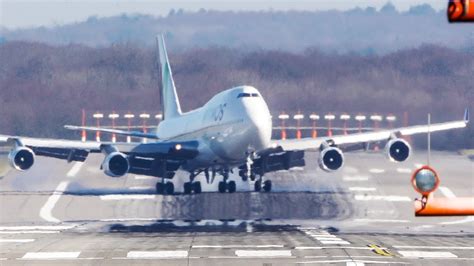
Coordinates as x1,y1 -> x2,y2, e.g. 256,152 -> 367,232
227,181 -> 236,193
193,181 -> 202,194
165,182 -> 174,194
218,181 -> 226,193
156,182 -> 164,194
239,170 -> 248,182
254,180 -> 262,192
263,180 -> 272,192
184,182 -> 192,194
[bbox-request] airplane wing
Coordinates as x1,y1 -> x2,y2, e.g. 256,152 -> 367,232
0,134 -> 199,177
64,125 -> 160,139
272,109 -> 469,151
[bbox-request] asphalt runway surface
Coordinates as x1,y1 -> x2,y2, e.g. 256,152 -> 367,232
0,150 -> 473,265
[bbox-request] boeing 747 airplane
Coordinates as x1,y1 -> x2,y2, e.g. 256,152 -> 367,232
0,35 -> 469,194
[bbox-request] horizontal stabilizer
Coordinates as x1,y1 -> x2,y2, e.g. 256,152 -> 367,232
64,125 -> 159,139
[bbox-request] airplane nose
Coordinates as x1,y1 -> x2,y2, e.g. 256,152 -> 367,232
243,98 -> 272,150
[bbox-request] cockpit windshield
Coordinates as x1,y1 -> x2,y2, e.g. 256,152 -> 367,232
237,93 -> 260,98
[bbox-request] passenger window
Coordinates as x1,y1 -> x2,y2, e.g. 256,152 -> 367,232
237,93 -> 251,98
251,93 -> 259,97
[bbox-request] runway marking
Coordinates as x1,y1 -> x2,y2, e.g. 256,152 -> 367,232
353,219 -> 410,223
439,186 -> 456,198
354,195 -> 411,202
310,234 -> 338,238
39,181 -> 69,223
0,239 -> 35,243
22,252 -> 81,260
129,186 -> 153,190
66,162 -> 83,177
193,245 -> 284,248
315,237 -> 343,241
0,225 -> 76,231
439,216 -> 474,225
396,168 -> 412,174
295,246 -> 387,250
100,218 -> 158,222
320,240 -> 351,245
343,176 -> 369,181
349,187 -> 376,192
0,231 -> 59,234
394,246 -> 474,250
100,194 -> 156,200
297,259 -> 407,264
235,250 -> 292,257
369,168 -> 385,174
134,175 -> 155,180
346,262 -> 365,266
39,162 -> 83,223
127,251 -> 188,259
398,251 -> 457,258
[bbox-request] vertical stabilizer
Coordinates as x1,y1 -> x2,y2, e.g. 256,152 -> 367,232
157,35 -> 182,120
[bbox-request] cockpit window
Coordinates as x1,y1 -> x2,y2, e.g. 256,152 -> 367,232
237,93 -> 259,98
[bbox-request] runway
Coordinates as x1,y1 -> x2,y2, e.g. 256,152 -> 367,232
0,151 -> 473,265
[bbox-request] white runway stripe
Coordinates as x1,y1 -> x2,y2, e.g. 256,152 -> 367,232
295,246 -> 387,250
396,168 -> 412,174
439,216 -> 474,225
354,195 -> 411,202
193,245 -> 284,248
129,186 -> 153,190
320,240 -> 351,245
100,195 -> 156,200
439,186 -> 456,198
353,219 -> 410,223
343,176 -> 369,181
369,168 -> 385,174
349,187 -> 376,192
0,231 -> 60,234
127,251 -> 188,259
22,252 -> 81,260
134,176 -> 155,180
315,237 -> 343,241
394,246 -> 474,250
235,250 -> 292,257
66,162 -> 83,177
398,251 -> 457,258
39,181 -> 69,223
0,225 -> 76,231
0,239 -> 35,243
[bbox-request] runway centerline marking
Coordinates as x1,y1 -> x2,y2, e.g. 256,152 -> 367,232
349,187 -> 376,192
369,168 -> 385,174
39,162 -> 83,223
354,195 -> 411,202
343,176 -> 369,181
235,250 -> 292,257
134,175 -> 155,180
100,194 -> 156,200
193,245 -> 284,248
396,168 -> 412,174
439,186 -> 456,198
0,239 -> 35,243
21,252 -> 81,260
127,251 -> 188,259
393,246 -> 474,250
398,251 -> 457,258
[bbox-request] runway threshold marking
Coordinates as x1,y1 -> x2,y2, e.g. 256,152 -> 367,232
0,239 -> 35,243
393,246 -> 474,250
396,168 -> 412,174
439,186 -> 456,198
193,245 -> 284,248
39,162 -> 83,223
127,251 -> 188,259
21,252 -> 81,260
354,195 -> 411,202
398,251 -> 457,258
100,195 -> 156,200
235,250 -> 292,257
343,176 -> 369,181
349,187 -> 376,192
369,169 -> 385,174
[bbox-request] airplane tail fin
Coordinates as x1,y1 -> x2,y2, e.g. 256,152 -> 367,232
157,34 -> 182,120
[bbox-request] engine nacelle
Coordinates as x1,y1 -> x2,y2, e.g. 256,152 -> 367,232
101,152 -> 129,177
318,146 -> 344,172
8,147 -> 35,171
385,138 -> 411,162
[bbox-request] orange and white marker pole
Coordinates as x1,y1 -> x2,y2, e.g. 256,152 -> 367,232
386,114 -> 396,128
139,113 -> 150,143
93,112 -> 103,142
324,114 -> 335,137
124,113 -> 135,143
278,113 -> 289,140
370,114 -> 383,151
293,113 -> 304,139
340,114 -> 351,135
81,109 -> 87,142
355,114 -> 366,133
309,113 -> 320,138
108,112 -> 119,143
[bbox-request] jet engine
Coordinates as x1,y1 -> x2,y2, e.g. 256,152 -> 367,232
8,147 -> 35,171
318,146 -> 344,172
101,152 -> 130,177
385,138 -> 411,162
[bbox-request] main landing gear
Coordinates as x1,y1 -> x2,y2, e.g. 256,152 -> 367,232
183,172 -> 202,194
254,178 -> 272,192
156,180 -> 175,195
218,169 -> 236,193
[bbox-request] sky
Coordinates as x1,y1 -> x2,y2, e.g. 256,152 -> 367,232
0,0 -> 447,29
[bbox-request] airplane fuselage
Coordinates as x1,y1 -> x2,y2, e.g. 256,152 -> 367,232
156,86 -> 272,171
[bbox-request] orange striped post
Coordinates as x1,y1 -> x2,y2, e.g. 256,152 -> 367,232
108,112 -> 119,143
81,109 -> 86,142
139,113 -> 150,143
340,114 -> 351,135
309,113 -> 319,139
124,113 -> 135,143
355,114 -> 366,133
278,113 -> 289,140
93,112 -> 103,142
293,113 -> 304,139
324,114 -> 335,137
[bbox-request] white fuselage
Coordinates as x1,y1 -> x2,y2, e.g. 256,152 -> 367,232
156,86 -> 272,171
